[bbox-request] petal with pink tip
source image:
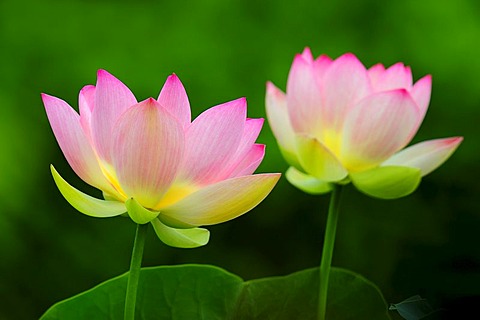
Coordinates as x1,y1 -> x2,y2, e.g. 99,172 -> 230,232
112,98 -> 184,209
300,47 -> 314,62
179,98 -> 246,185
157,74 -> 191,127
158,173 -> 280,227
266,82 -> 296,154
286,54 -> 322,135
216,118 -> 264,180
295,134 -> 348,182
381,137 -> 463,176
341,90 -> 421,171
322,53 -> 371,133
228,144 -> 265,178
91,70 -> 137,163
313,54 -> 333,79
372,62 -> 412,92
79,85 -> 95,142
43,94 -> 119,196
51,165 -> 126,217
368,63 -> 386,87
410,74 -> 432,120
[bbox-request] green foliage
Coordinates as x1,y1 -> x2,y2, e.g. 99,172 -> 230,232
41,265 -> 391,320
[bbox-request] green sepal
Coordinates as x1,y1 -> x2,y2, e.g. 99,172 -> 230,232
125,198 -> 159,224
51,165 -> 126,217
285,167 -> 332,195
151,219 -> 210,248
350,166 -> 421,199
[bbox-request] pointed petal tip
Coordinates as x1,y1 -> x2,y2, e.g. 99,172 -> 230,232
301,47 -> 313,61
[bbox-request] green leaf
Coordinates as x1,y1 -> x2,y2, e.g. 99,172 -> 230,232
285,166 -> 332,195
40,265 -> 391,320
350,166 -> 422,199
151,219 -> 210,248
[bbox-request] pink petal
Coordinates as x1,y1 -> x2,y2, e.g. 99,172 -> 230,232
371,62 -> 413,92
368,63 -> 386,87
43,94 -> 119,196
286,53 -> 323,135
78,85 -> 95,143
265,82 -> 296,153
214,118 -> 264,180
91,70 -> 137,164
178,98 -> 246,185
228,144 -> 266,178
410,74 -> 432,120
300,47 -> 314,62
382,137 -> 463,176
112,98 -> 184,209
322,53 -> 372,134
313,54 -> 333,79
341,89 -> 421,171
157,74 -> 191,127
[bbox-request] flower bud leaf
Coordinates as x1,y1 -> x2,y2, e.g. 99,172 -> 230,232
125,198 -> 160,224
286,167 -> 332,195
151,219 -> 210,248
51,165 -> 126,217
350,166 -> 421,199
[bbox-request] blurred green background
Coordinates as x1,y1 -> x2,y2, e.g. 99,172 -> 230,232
1,0 -> 479,318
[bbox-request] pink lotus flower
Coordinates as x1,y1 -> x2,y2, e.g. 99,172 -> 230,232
44,70 -> 280,248
266,48 -> 462,199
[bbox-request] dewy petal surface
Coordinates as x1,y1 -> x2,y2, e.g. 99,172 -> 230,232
157,74 -> 191,127
179,98 -> 246,185
91,69 -> 137,164
112,98 -> 184,209
341,90 -> 420,171
43,94 -> 118,196
159,174 -> 280,227
295,134 -> 348,182
51,165 -> 126,217
382,137 -> 463,176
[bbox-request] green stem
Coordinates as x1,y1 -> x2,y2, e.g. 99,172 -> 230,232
318,184 -> 343,320
124,223 -> 148,320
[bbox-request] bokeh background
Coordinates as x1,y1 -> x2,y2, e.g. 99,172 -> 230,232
1,0 -> 479,318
